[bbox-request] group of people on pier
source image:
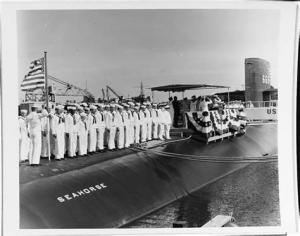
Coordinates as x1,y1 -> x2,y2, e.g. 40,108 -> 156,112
19,101 -> 172,166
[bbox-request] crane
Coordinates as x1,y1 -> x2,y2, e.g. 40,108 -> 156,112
106,85 -> 123,100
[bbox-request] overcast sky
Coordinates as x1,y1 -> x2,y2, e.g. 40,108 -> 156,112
17,9 -> 279,101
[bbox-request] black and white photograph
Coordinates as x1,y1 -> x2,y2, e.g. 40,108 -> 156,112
1,1 -> 299,235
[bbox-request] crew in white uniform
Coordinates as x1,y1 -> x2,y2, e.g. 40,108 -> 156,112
87,105 -> 97,153
151,104 -> 159,139
96,104 -> 106,152
158,105 -> 165,140
133,105 -> 141,144
122,104 -> 131,148
77,112 -> 88,156
26,105 -> 48,166
65,106 -> 77,158
115,105 -> 125,149
127,102 -> 135,145
106,104 -> 117,150
52,105 -> 66,160
139,105 -> 147,143
40,108 -> 50,159
19,109 -> 30,162
145,103 -> 153,141
162,105 -> 172,139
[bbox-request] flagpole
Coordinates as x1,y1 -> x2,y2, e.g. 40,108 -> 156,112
44,51 -> 51,161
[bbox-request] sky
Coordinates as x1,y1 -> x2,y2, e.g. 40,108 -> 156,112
17,9 -> 280,102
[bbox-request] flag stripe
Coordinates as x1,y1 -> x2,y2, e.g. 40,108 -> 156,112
23,75 -> 45,82
28,65 -> 43,74
21,81 -> 45,87
21,84 -> 45,91
21,78 -> 45,86
23,74 -> 45,81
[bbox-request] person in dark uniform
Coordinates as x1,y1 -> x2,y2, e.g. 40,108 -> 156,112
172,96 -> 180,128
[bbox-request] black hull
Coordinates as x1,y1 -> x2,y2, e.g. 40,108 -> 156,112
20,123 -> 277,228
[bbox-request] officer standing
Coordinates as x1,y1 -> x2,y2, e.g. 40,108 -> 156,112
145,103 -> 153,141
26,104 -> 48,166
52,105 -> 66,160
139,105 -> 147,143
96,104 -> 106,152
106,104 -> 117,150
133,105 -> 141,144
19,109 -> 30,162
151,104 -> 159,140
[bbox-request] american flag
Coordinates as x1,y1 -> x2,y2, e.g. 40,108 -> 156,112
21,57 -> 45,91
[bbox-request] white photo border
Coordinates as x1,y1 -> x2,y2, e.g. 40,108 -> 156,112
1,1 -> 299,236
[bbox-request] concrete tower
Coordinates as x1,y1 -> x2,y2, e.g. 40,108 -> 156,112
245,58 -> 271,102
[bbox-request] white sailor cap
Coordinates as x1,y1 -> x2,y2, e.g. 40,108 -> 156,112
81,103 -> 88,107
98,103 -> 105,107
141,105 -> 146,109
109,104 -> 116,108
164,105 -> 170,109
67,106 -> 76,110
152,103 -> 157,107
80,112 -> 87,117
135,102 -> 141,106
32,104 -> 39,108
20,109 -> 28,114
58,105 -> 64,110
134,106 -> 140,109
90,105 -> 97,110
122,103 -> 129,108
128,102 -> 134,106
84,107 -> 90,111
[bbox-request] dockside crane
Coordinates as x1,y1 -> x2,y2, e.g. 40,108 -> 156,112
106,85 -> 123,100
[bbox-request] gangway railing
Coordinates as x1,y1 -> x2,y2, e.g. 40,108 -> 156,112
227,100 -> 277,108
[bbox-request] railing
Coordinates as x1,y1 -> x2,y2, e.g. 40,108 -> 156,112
227,100 -> 277,108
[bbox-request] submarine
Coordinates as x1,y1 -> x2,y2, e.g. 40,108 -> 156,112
20,119 -> 277,228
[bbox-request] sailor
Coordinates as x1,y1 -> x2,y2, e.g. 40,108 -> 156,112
77,112 -> 88,156
106,104 -> 117,150
145,103 -> 153,141
103,104 -> 110,147
199,96 -> 212,112
96,104 -> 106,152
133,105 -> 141,144
162,105 -> 172,140
19,109 -> 30,162
40,109 -> 50,159
151,104 -> 159,139
115,105 -> 125,149
48,105 -> 56,158
190,95 -> 198,112
122,104 -> 131,148
52,105 -> 66,160
26,105 -> 48,166
74,104 -> 81,154
139,105 -> 147,143
158,104 -> 165,140
127,102 -> 135,146
199,111 -> 213,138
65,106 -> 78,158
87,105 -> 98,154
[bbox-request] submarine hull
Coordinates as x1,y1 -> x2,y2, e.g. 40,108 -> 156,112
20,124 -> 277,228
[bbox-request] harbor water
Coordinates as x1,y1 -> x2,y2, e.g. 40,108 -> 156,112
126,162 -> 280,228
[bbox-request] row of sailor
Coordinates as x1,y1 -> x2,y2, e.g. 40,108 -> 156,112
19,102 -> 172,166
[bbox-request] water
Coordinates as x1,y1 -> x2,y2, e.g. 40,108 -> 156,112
126,162 -> 280,228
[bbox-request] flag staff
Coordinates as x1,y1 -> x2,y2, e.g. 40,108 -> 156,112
44,51 -> 51,161
44,51 -> 49,111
